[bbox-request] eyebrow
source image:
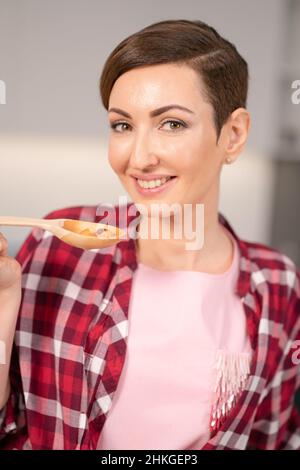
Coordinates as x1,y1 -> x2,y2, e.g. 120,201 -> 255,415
108,104 -> 195,118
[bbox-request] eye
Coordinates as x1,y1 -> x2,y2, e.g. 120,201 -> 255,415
160,119 -> 186,131
110,121 -> 131,133
109,119 -> 187,133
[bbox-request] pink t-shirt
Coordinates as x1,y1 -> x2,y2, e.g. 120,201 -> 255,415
97,229 -> 252,450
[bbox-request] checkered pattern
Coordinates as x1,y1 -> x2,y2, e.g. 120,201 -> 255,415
0,202 -> 300,450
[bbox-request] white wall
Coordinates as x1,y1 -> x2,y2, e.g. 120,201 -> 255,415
0,0 -> 285,153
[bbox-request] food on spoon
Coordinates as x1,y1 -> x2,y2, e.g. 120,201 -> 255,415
79,228 -> 96,237
61,219 -> 125,249
78,226 -> 113,238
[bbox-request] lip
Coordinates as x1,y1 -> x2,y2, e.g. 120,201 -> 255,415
131,175 -> 178,195
130,174 -> 176,181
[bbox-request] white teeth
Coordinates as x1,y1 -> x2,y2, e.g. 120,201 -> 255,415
137,176 -> 173,189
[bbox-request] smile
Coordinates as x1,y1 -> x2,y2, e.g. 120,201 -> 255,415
132,175 -> 177,195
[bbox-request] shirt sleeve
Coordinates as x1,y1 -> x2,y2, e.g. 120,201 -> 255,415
0,225 -> 45,447
278,274 -> 300,450
248,268 -> 300,450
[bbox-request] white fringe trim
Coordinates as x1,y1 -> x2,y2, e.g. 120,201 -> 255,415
210,349 -> 252,433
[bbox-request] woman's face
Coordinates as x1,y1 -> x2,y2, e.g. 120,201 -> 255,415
107,63 -> 229,211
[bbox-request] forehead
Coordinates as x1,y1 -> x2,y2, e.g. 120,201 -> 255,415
108,63 -> 207,110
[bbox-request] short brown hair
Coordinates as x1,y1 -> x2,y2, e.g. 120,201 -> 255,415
99,19 -> 249,142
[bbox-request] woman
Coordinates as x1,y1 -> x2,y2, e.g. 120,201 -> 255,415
0,19 -> 300,450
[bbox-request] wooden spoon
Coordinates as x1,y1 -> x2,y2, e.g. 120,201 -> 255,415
0,216 -> 127,250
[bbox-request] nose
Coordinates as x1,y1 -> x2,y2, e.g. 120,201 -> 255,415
129,128 -> 160,170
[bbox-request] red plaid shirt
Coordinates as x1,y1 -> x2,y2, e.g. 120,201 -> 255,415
1,202 -> 300,450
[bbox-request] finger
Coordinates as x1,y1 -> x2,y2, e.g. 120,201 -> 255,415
0,233 -> 8,257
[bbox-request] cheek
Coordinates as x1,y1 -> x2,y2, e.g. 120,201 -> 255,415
161,137 -> 198,173
107,150 -> 117,172
180,137 -> 219,181
176,138 -> 208,173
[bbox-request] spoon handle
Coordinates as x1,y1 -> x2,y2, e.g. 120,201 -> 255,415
0,216 -> 54,229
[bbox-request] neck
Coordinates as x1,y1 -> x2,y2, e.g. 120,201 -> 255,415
134,185 -> 234,273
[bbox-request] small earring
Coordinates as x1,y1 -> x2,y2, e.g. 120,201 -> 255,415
225,157 -> 232,164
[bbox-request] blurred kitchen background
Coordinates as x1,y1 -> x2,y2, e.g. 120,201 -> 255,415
0,0 -> 300,265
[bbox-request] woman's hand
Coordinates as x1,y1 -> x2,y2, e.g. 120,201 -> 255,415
0,232 -> 22,291
0,232 -> 22,410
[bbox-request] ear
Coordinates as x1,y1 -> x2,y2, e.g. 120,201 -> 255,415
224,108 -> 251,162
